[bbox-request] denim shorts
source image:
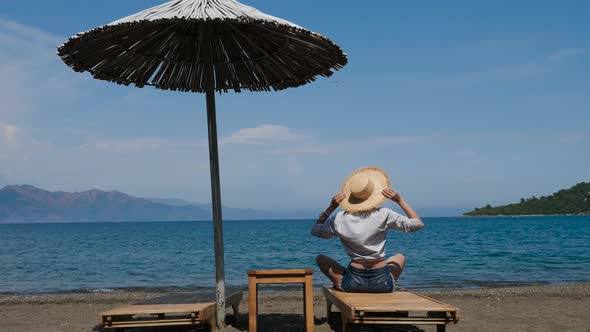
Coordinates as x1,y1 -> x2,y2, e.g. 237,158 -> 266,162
341,264 -> 394,293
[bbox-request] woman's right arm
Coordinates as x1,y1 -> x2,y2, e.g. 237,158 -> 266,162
383,188 -> 425,231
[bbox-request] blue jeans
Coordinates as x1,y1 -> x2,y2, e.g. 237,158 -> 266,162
341,264 -> 395,293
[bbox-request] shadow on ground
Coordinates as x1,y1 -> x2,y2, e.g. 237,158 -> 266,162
94,312 -> 425,332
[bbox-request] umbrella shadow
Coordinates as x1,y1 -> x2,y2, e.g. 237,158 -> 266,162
323,312 -> 426,332
230,313 -> 324,331
230,312 -> 425,332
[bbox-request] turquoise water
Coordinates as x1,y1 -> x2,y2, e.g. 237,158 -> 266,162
0,216 -> 588,294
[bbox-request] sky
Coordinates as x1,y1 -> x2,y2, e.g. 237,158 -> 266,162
0,0 -> 588,213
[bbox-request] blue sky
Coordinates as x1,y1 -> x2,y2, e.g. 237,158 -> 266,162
0,0 -> 588,213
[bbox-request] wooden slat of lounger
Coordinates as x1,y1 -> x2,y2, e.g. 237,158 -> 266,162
102,289 -> 242,317
101,291 -> 243,331
323,286 -> 460,332
102,303 -> 211,316
101,302 -> 217,329
337,291 -> 455,312
400,288 -> 460,309
323,287 -> 456,313
108,319 -> 199,327
352,319 -> 450,325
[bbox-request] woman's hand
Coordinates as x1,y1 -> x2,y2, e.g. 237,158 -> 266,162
330,192 -> 347,208
317,193 -> 346,223
383,188 -> 422,225
382,188 -> 402,203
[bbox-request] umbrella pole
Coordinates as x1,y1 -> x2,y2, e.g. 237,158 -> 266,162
203,24 -> 226,329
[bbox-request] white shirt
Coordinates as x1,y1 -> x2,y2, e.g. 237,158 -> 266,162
311,208 -> 423,262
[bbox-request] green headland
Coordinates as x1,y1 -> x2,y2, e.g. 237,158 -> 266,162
464,182 -> 590,216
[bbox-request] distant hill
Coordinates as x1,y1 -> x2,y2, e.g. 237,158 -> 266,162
464,182 -> 590,216
0,185 -> 278,223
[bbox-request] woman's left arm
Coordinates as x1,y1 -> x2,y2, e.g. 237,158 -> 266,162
310,193 -> 346,238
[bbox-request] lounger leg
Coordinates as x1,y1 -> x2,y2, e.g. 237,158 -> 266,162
326,299 -> 333,324
209,316 -> 217,332
340,313 -> 349,332
437,324 -> 446,332
232,304 -> 239,322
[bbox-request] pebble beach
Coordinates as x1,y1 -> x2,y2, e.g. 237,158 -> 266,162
1,283 -> 588,332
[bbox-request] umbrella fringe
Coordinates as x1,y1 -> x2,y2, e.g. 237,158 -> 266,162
59,16 -> 347,93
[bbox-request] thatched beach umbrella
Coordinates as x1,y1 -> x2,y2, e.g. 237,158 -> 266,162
58,0 -> 346,327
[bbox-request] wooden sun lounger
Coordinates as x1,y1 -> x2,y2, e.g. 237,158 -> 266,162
99,288 -> 243,331
323,286 -> 459,332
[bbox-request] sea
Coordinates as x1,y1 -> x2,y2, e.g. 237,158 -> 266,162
0,216 -> 588,295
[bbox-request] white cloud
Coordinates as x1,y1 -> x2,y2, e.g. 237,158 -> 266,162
0,122 -> 18,143
369,135 -> 422,146
84,138 -> 206,153
455,148 -> 479,158
548,47 -> 590,62
0,125 -> 54,162
410,42 -> 590,86
559,132 -> 587,143
0,19 -> 60,46
0,18 -> 80,116
85,124 -> 308,155
273,135 -> 423,156
221,124 -> 303,145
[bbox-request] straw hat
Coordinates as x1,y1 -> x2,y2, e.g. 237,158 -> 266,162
339,167 -> 391,213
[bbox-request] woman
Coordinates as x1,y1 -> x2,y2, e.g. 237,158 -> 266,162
311,167 -> 424,293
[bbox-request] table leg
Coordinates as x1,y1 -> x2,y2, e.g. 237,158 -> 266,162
304,274 -> 314,332
248,276 -> 257,332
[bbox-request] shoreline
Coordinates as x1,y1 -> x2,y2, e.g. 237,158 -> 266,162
0,279 -> 577,297
2,282 -> 588,304
1,283 -> 588,331
1,282 -> 588,304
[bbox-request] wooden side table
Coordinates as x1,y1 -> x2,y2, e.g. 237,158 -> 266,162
248,269 -> 314,332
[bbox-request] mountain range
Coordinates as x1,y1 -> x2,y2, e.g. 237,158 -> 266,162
0,185 -> 467,223
0,185 -> 280,223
